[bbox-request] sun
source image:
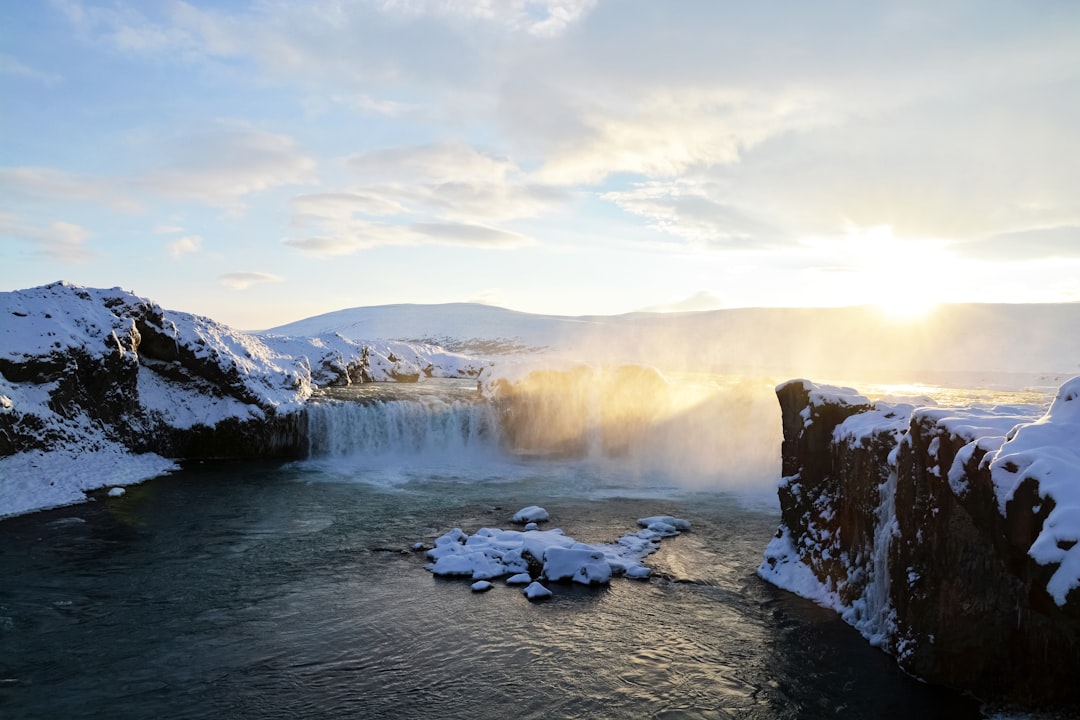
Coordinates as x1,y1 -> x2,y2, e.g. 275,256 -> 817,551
875,296 -> 939,321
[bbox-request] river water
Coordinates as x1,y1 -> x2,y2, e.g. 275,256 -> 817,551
0,378 -> 990,719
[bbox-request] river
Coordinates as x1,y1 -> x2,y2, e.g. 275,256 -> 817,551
0,378 -> 990,719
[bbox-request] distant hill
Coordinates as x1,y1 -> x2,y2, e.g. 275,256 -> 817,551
267,302 -> 1080,386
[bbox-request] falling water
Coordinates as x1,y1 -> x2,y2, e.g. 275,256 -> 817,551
306,393 -> 501,459
302,371 -> 784,495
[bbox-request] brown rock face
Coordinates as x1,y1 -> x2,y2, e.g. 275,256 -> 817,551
770,379 -> 1080,706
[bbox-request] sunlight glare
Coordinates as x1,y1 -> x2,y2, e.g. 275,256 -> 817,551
875,295 -> 939,321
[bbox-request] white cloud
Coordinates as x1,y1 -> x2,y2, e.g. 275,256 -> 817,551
0,213 -> 93,263
380,0 -> 597,37
602,179 -> 785,249
346,140 -> 515,184
0,53 -> 62,85
957,226 -> 1080,261
167,235 -> 202,258
218,271 -> 283,290
526,88 -> 834,185
141,123 -> 317,210
283,220 -> 531,255
284,141 -> 565,256
340,141 -> 568,222
292,192 -> 406,220
52,0 -> 200,55
0,166 -> 139,212
0,125 -> 315,217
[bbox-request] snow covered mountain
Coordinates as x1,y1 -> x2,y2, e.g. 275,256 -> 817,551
268,300 -> 1080,384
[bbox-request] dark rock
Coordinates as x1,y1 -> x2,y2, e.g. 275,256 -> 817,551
766,379 -> 1080,707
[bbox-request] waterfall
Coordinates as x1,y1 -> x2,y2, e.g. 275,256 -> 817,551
305,394 -> 503,460
301,372 -> 783,494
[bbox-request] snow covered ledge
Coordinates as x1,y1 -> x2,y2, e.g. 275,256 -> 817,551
759,377 -> 1080,706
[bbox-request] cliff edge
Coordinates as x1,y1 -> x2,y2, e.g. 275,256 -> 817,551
759,377 -> 1080,705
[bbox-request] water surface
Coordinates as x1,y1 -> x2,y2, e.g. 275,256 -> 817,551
0,460 -> 981,719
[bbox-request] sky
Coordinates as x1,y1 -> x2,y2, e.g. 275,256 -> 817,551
2,0 -> 1079,330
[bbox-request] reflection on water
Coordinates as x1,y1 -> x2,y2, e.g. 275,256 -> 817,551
0,461 -> 980,719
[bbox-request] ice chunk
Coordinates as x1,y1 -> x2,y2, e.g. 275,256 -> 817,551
471,581 -> 493,592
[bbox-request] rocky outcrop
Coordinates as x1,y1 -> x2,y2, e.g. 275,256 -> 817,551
1,282 -> 487,467
1,283 -> 311,461
760,378 -> 1080,706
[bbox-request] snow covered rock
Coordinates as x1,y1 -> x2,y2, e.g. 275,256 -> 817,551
542,546 -> 612,585
512,505 -> 549,523
0,282 -> 310,462
522,582 -> 552,601
760,378 -> 1080,704
424,514 -> 690,593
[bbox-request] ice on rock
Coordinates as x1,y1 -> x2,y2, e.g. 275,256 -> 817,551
107,487 -> 126,497
524,522 -> 538,531
506,573 -> 532,585
512,506 -> 549,523
471,581 -> 493,592
523,582 -> 553,601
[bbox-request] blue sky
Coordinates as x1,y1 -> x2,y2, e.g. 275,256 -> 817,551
2,0 -> 1079,329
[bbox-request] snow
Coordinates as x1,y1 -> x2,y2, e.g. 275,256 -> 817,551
0,443 -> 176,519
543,546 -> 613,585
759,526 -> 847,615
522,582 -> 553,601
987,376 -> 1080,606
512,505 -> 549,523
425,513 -> 691,592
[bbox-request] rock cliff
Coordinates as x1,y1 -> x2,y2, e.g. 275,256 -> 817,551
1,282 -> 486,515
759,378 -> 1080,705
